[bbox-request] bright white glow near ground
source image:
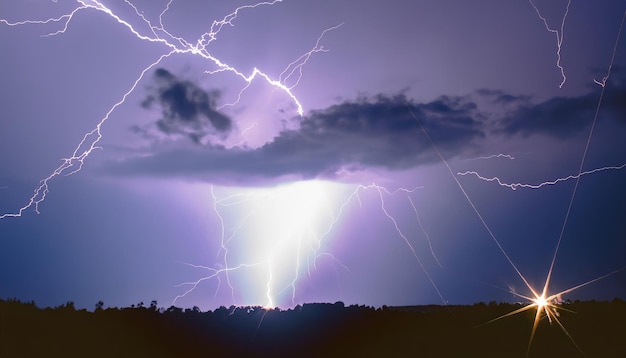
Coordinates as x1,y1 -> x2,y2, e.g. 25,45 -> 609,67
211,180 -> 354,307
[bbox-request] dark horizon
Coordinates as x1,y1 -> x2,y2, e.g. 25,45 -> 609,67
2,297 -> 626,357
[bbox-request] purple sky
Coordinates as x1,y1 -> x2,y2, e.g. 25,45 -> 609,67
1,0 -> 625,311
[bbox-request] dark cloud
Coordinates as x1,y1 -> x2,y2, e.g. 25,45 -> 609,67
475,88 -> 531,105
139,68 -> 232,144
500,73 -> 626,138
108,77 -> 626,184
108,94 -> 484,183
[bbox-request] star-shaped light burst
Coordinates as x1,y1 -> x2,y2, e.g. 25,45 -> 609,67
483,267 -> 622,356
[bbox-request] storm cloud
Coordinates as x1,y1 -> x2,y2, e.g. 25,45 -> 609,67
500,71 -> 626,138
107,77 -> 626,184
138,68 -> 232,144
109,94 -> 485,183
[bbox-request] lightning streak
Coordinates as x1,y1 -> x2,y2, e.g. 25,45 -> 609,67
174,181 -> 448,308
279,23 -> 344,89
0,0 -> 339,219
374,186 -> 447,304
465,153 -> 515,161
0,51 -> 176,219
408,197 -> 443,269
529,0 -> 571,88
318,183 -> 449,305
172,261 -> 271,307
538,9 -> 626,342
457,163 -> 626,190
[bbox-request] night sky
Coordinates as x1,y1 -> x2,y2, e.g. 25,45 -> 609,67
1,0 -> 625,311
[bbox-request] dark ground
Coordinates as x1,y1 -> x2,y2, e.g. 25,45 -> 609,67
1,298 -> 625,357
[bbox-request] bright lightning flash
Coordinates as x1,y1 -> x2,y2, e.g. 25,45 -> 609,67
3,0 -> 445,314
175,180 -> 351,308
173,180 -> 447,309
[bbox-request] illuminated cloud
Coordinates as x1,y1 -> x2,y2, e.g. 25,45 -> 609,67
106,77 -> 626,185
106,93 -> 485,183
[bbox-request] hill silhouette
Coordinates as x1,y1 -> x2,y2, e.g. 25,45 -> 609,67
1,298 -> 625,357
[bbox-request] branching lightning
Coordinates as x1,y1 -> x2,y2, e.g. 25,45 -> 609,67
173,181 -> 449,308
529,0 -> 571,88
0,0 -> 340,219
278,23 -> 344,90
3,0 -> 447,312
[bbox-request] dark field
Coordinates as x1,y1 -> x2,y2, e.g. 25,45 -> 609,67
1,298 -> 625,357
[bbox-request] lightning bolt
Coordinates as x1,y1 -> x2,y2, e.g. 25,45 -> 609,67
0,0 -> 340,219
279,23 -> 344,90
373,185 -> 448,304
457,163 -> 626,190
173,181 -> 449,309
529,0 -> 571,88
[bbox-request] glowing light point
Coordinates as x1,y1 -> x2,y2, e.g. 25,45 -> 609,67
533,295 -> 549,313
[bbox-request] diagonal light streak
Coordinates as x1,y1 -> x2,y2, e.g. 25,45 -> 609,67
407,108 -> 539,299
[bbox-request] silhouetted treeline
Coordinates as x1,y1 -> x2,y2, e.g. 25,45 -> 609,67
1,298 -> 625,357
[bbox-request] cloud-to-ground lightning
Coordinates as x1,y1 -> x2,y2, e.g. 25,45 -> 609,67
173,181 -> 346,308
528,0 -> 571,88
457,163 -> 626,190
172,181 -> 449,309
3,0 -> 448,313
3,6 -> 624,356
0,0 -> 339,220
